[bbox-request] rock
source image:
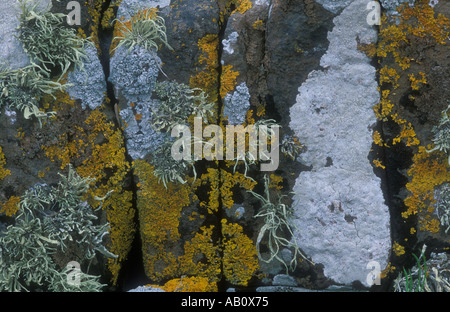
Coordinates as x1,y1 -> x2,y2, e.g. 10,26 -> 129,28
0,0 -> 51,70
289,0 -> 390,287
67,44 -> 107,110
314,0 -> 353,13
265,0 -> 334,127
272,274 -> 298,286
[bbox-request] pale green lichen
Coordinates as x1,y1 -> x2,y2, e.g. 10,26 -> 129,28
16,0 -> 87,77
249,175 -> 311,274
0,166 -> 113,292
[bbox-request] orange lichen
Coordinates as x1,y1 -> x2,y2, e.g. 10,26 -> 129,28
268,174 -> 283,190
221,219 -> 259,286
0,146 -> 11,180
393,242 -> 406,256
403,146 -> 450,233
220,65 -> 239,99
0,196 -> 20,217
133,159 -> 195,281
409,72 -> 427,90
190,34 -> 220,104
373,159 -> 386,170
161,276 -> 218,292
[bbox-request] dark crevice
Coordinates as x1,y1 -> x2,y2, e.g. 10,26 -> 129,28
215,8 -> 228,293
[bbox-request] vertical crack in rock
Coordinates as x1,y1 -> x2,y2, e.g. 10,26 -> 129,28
94,0 -> 148,290
289,0 -> 391,286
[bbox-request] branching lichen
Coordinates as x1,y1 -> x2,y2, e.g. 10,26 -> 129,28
249,175 -> 311,274
16,0 -> 87,77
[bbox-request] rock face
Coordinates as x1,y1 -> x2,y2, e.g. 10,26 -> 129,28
289,0 -> 391,286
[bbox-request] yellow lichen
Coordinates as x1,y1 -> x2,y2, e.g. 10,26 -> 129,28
0,146 -> 11,180
403,146 -> 449,234
133,159 -> 195,282
221,219 -> 259,286
0,196 -> 20,217
161,276 -> 218,292
393,242 -> 406,256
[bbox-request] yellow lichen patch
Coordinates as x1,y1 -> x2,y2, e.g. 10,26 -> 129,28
220,169 -> 257,209
0,146 -> 11,180
190,34 -> 220,105
253,19 -> 264,30
220,65 -> 239,99
373,159 -> 386,170
133,159 -> 194,282
379,66 -> 400,89
0,196 -> 20,217
221,219 -> 259,286
403,146 -> 450,234
409,72 -> 427,90
161,276 -> 218,292
268,174 -> 283,190
373,90 -> 394,122
42,108 -> 134,284
179,225 -> 222,282
194,167 -> 221,214
393,242 -> 406,256
373,130 -> 384,147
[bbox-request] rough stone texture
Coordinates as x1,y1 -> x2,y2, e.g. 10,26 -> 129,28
314,0 -> 353,13
289,0 -> 390,286
67,44 -> 107,110
0,0 -> 51,70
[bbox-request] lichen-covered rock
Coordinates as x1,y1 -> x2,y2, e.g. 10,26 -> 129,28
223,82 -> 250,125
67,44 -> 107,110
289,0 -> 390,286
0,0 -> 51,69
119,100 -> 167,160
109,45 -> 161,104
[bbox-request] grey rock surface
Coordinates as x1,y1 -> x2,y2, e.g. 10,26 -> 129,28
289,0 -> 390,287
116,0 -> 171,20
